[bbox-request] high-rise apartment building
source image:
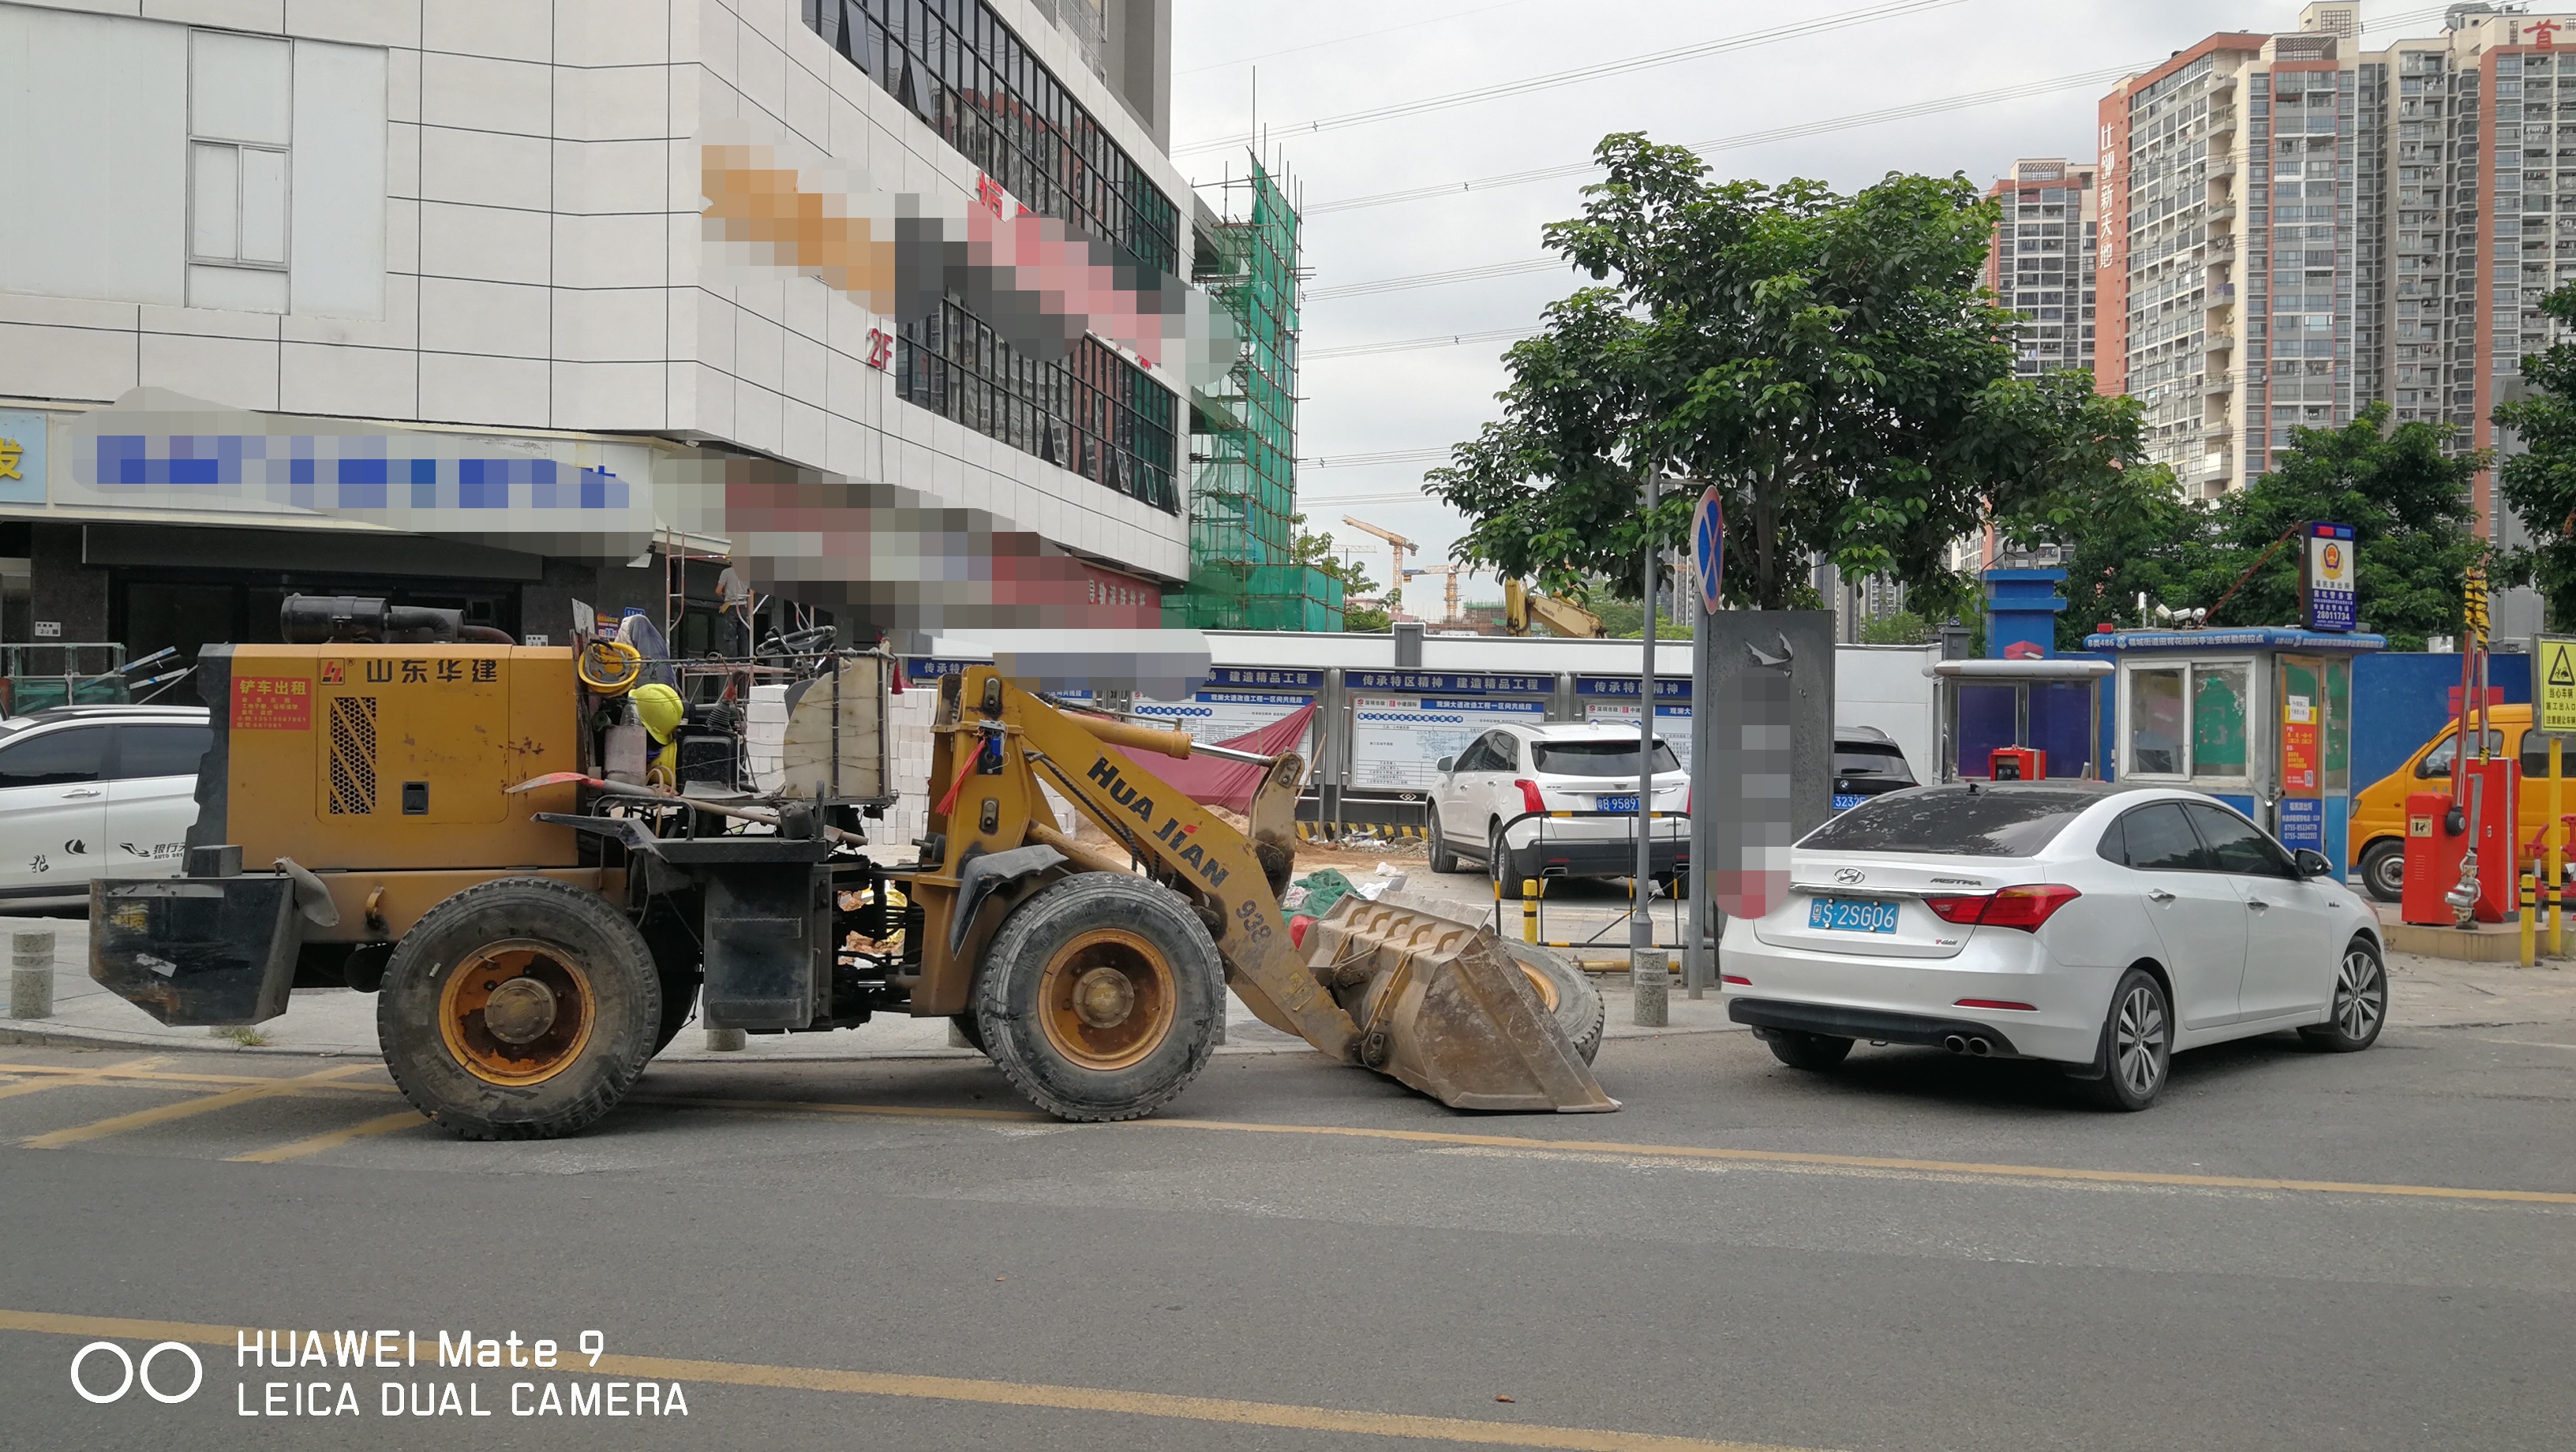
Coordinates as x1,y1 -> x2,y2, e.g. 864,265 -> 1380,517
2095,2 -> 2576,550
1983,159 -> 2100,378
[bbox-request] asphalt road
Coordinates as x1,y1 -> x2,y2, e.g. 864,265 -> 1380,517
5,1005 -> 2574,1452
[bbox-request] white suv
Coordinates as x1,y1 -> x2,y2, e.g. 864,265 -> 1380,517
0,705 -> 211,910
1426,723 -> 1688,897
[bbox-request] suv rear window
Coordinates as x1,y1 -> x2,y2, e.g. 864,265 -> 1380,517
1531,740 -> 1681,777
1799,787 -> 2099,858
1833,743 -> 1915,783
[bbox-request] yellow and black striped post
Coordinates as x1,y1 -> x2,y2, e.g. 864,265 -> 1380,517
2522,859 -> 2538,968
1522,880 -> 1539,943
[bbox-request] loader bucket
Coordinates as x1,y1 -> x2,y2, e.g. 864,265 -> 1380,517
1304,896 -> 1618,1113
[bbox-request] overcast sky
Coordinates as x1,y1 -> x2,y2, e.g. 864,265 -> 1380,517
1166,0 -> 2443,613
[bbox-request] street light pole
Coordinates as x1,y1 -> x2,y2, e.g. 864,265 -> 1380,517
1632,473 -> 1668,1027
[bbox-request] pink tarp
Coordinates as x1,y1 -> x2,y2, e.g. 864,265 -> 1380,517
1114,703 -> 1318,814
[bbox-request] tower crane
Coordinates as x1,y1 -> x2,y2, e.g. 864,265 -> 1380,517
1340,516 -> 1417,609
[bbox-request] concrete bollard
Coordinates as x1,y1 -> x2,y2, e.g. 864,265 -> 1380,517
1630,948 -> 1668,1027
704,1027 -> 747,1052
10,928 -> 54,1020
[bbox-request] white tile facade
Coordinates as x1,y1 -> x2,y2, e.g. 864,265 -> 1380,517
0,0 -> 1191,586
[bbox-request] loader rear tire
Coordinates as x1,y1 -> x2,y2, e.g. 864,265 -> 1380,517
377,877 -> 662,1140
1500,941 -> 1604,1065
975,874 -> 1221,1122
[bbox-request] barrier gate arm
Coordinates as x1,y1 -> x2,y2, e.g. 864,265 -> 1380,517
912,666 -> 1361,1061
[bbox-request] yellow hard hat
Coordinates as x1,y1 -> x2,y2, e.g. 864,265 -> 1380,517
631,683 -> 683,743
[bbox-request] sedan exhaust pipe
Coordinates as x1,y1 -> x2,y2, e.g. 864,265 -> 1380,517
1967,1036 -> 1992,1057
1942,1035 -> 1968,1053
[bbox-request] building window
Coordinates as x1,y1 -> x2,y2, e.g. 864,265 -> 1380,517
806,0 -> 1181,279
897,298 -> 1178,515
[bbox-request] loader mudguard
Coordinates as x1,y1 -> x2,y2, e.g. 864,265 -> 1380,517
949,844 -> 1068,954
91,873 -> 305,1027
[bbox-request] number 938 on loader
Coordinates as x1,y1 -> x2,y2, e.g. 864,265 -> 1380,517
91,631 -> 1615,1138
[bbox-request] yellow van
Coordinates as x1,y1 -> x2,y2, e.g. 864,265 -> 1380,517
2349,704 -> 2576,901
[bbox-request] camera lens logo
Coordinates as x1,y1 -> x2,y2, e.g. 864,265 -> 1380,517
71,1341 -> 201,1405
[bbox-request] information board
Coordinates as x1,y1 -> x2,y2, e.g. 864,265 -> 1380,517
1350,696 -> 1547,790
1136,690 -> 1315,755
1581,701 -> 1695,771
2278,796 -> 2326,855
2540,636 -> 2576,735
2301,522 -> 2356,633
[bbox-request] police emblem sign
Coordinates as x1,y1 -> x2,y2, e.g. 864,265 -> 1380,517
2301,521 -> 2356,633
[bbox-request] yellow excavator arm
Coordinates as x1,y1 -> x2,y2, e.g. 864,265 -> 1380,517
907,667 -> 1614,1113
1503,579 -> 1605,638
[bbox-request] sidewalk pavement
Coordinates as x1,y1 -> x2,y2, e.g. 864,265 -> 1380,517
0,915 -> 1736,1061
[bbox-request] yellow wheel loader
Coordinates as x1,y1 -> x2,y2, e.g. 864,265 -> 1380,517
92,607 -> 1613,1138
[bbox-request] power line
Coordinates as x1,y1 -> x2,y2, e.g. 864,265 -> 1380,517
1173,0 -> 1972,155
1309,63 -> 2141,216
1298,4 -> 2461,216
1307,258 -> 1567,302
1176,0 -> 1540,76
1298,448 -> 1456,469
1305,327 -> 1540,361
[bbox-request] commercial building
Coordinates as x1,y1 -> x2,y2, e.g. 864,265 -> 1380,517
0,0 -> 1205,666
2093,1 -> 2576,564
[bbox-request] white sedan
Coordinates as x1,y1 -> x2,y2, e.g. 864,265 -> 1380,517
1719,782 -> 2387,1110
1425,723 -> 1689,897
0,705 -> 211,910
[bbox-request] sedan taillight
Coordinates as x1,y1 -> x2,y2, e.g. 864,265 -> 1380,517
1919,885 -> 2082,933
1515,779 -> 1546,814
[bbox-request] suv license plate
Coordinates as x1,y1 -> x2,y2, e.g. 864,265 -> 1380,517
1808,896 -> 1900,934
1595,795 -> 1639,813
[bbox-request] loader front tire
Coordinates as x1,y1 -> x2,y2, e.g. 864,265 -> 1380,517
1501,941 -> 1605,1065
377,877 -> 662,1140
975,874 -> 1221,1123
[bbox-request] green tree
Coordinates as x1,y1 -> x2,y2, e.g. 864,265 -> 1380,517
1857,609 -> 1931,645
1341,604 -> 1392,633
2185,402 -> 2486,650
1287,514 -> 1379,599
2028,461 -> 2203,650
2495,280 -> 2576,621
1428,136 -> 2145,614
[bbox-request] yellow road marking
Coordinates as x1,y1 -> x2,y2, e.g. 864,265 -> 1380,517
0,1055 -> 170,1102
21,1065 -> 373,1149
0,1061 -> 399,1094
0,1308 -> 1822,1452
228,1110 -> 427,1163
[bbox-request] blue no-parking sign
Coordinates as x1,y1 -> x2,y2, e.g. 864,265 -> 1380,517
1692,487 -> 1724,616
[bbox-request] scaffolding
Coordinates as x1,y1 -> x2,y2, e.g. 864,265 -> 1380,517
1164,155 -> 1343,632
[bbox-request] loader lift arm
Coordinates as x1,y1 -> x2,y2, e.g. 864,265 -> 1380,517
908,668 -> 1359,1059
907,667 -> 1616,1113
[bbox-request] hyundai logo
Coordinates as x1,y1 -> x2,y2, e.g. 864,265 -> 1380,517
1833,866 -> 1866,885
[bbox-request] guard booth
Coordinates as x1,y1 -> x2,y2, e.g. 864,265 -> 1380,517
1932,657 -> 2114,782
2084,627 -> 2386,874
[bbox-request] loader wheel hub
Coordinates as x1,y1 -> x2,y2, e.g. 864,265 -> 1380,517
481,977 -> 560,1044
1039,929 -> 1175,1072
437,942 -> 596,1087
1071,967 -> 1137,1028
